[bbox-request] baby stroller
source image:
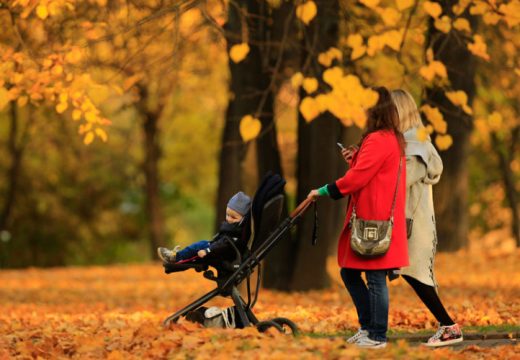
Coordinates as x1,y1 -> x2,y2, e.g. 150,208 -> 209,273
162,173 -> 315,334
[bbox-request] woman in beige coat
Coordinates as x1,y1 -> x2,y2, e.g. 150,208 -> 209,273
391,89 -> 463,347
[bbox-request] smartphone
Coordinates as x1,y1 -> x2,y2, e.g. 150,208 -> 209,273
337,142 -> 346,151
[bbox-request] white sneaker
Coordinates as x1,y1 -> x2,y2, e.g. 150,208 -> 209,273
423,323 -> 463,347
356,336 -> 387,349
347,328 -> 369,344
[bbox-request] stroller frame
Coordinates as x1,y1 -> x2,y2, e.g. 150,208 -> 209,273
162,174 -> 314,334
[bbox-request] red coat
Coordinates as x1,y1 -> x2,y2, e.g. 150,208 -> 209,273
329,130 -> 408,270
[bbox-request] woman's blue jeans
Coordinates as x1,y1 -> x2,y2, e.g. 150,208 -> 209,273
340,268 -> 389,342
176,240 -> 210,261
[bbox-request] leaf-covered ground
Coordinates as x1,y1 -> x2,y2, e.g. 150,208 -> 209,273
1,234 -> 519,359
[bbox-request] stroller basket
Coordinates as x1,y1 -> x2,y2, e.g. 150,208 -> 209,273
162,173 -> 314,334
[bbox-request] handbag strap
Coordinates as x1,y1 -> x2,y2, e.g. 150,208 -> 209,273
352,157 -> 402,222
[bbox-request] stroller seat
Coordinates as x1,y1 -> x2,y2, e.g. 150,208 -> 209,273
162,173 -> 314,334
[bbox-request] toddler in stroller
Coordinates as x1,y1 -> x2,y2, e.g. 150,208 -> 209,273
161,173 -> 313,334
158,192 -> 251,264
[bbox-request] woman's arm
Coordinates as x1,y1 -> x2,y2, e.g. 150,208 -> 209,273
328,134 -> 391,199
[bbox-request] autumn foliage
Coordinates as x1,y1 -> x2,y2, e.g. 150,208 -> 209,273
1,235 -> 518,359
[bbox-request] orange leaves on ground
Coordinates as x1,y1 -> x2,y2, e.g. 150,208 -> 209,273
239,115 -> 262,142
0,247 -> 518,358
229,43 -> 250,63
296,1 -> 318,25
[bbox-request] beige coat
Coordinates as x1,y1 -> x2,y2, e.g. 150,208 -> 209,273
400,128 -> 443,287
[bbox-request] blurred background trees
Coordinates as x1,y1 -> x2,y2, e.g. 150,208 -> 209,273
0,0 -> 519,289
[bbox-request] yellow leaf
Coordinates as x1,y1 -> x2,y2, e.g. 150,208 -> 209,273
229,43 -> 250,63
299,97 -> 321,122
445,90 -> 472,115
56,102 -> 68,114
351,46 -> 367,60
95,128 -> 108,142
431,61 -> 447,78
85,111 -> 97,122
435,134 -> 453,150
302,77 -> 318,94
296,1 -> 317,25
396,0 -> 414,11
381,30 -> 402,51
291,72 -> 304,88
315,94 -> 330,112
323,67 -> 343,87
419,65 -> 435,81
17,96 -> 28,107
359,0 -> 380,9
239,115 -> 261,142
453,18 -> 471,32
377,7 -> 401,26
347,34 -> 364,48
36,5 -> 49,19
499,2 -> 520,27
59,93 -> 68,103
84,131 -> 95,145
482,12 -> 500,25
421,105 -> 447,133
318,53 -> 333,67
367,35 -> 384,56
515,69 -> 520,77
434,16 -> 451,33
423,1 -> 442,19
346,34 -> 366,60
467,35 -> 490,61
72,109 -> 82,121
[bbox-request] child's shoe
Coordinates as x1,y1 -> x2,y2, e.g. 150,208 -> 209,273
157,246 -> 180,264
347,328 -> 369,343
355,337 -> 387,349
424,323 -> 463,347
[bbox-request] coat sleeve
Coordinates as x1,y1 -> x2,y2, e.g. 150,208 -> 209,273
327,134 -> 391,199
406,156 -> 427,187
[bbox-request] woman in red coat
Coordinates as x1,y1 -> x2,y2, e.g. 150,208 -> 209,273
308,87 -> 407,349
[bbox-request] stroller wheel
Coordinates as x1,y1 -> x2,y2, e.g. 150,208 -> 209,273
256,320 -> 284,334
271,317 -> 299,336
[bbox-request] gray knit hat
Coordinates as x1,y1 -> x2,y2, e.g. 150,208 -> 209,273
227,191 -> 251,216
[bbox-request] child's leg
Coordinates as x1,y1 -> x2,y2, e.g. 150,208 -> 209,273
176,240 -> 210,261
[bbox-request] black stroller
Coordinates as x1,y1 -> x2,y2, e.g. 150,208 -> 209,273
162,173 -> 314,334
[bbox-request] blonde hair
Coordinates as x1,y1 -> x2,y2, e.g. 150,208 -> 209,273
391,89 -> 424,132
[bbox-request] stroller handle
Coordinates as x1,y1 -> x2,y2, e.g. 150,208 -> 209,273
290,197 -> 314,219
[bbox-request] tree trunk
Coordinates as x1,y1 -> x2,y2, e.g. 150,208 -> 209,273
290,0 -> 341,291
491,131 -> 520,247
138,86 -> 165,259
426,1 -> 476,251
257,1 -> 297,290
0,103 -> 22,232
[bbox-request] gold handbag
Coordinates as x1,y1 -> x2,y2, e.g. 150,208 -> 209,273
350,159 -> 402,258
